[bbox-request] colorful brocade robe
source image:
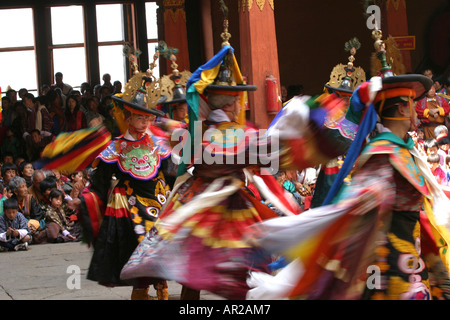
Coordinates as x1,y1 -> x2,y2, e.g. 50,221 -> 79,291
78,131 -> 172,286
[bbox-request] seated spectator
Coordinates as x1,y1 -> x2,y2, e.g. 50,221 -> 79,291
51,170 -> 68,197
1,129 -> 25,162
10,176 -> 46,232
0,198 -> 31,251
64,94 -> 87,132
15,157 -> 25,169
85,97 -> 104,126
28,169 -> 46,207
63,171 -> 84,199
1,96 -> 14,127
45,189 -> 80,243
103,103 -> 121,137
40,84 -> 51,96
18,88 -> 28,100
409,130 -> 426,156
18,161 -> 34,187
424,138 -> 446,167
99,95 -> 113,118
22,93 -> 54,133
113,80 -> 122,94
438,136 -> 450,156
53,72 -> 73,96
9,102 -> 29,141
80,82 -> 91,97
0,182 -> 13,199
101,73 -> 114,94
434,124 -> 448,141
428,153 -> 448,186
0,181 -> 12,216
23,129 -> 54,162
39,175 -> 58,208
1,162 -> 18,187
2,153 -> 14,165
46,89 -> 66,136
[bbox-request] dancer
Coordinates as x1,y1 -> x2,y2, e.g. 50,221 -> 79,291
64,48 -> 174,300
119,2 -> 357,300
246,28 -> 450,300
311,37 -> 366,208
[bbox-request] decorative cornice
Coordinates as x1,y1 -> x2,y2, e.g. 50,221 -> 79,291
163,0 -> 186,23
239,0 -> 274,12
163,0 -> 185,8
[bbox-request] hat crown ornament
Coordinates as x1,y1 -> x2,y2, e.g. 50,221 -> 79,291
372,28 -> 394,78
326,37 -> 365,93
158,41 -> 191,104
121,43 -> 163,110
213,0 -> 236,87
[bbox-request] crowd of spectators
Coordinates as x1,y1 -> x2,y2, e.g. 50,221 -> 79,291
0,72 -> 119,251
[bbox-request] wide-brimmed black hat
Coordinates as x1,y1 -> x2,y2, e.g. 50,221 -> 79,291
377,74 -> 432,101
205,49 -> 257,94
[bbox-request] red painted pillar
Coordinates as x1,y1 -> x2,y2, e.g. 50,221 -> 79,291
381,0 -> 412,72
238,0 -> 281,129
161,0 -> 190,72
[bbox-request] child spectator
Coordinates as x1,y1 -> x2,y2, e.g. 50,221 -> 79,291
424,138 -> 445,167
0,181 -> 12,216
427,153 -> 448,186
19,161 -> 34,187
438,136 -> 450,156
417,127 -> 425,144
0,198 -> 31,251
39,176 -> 58,208
45,189 -> 79,243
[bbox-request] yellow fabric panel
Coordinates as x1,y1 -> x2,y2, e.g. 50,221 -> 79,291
423,197 -> 450,274
194,64 -> 222,94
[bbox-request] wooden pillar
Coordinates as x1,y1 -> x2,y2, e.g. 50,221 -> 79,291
380,0 -> 412,72
238,0 -> 281,129
160,0 -> 190,72
33,5 -> 52,92
83,3 -> 100,86
200,0 -> 214,61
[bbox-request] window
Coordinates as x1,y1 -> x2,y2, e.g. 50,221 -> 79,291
97,4 -> 126,89
0,2 -> 160,97
50,5 -> 86,90
0,8 -> 37,94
